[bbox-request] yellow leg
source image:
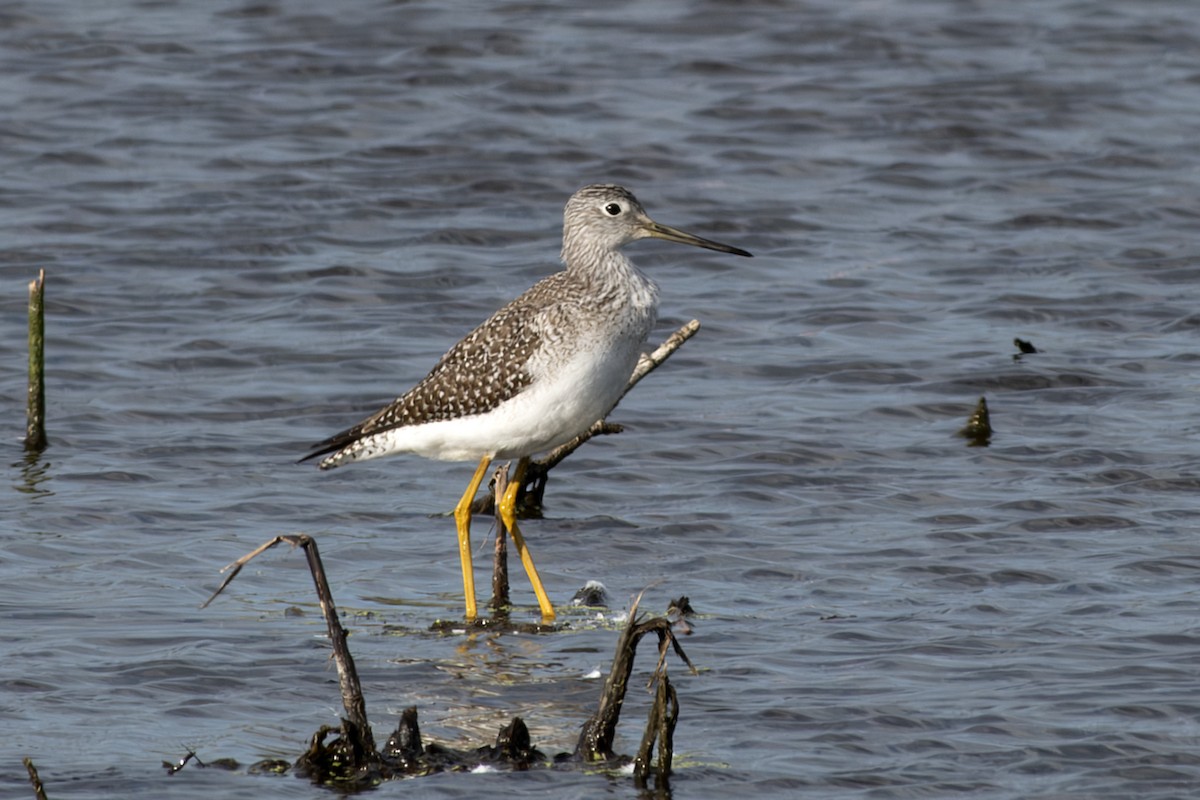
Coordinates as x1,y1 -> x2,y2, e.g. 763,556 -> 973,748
498,457 -> 556,622
454,456 -> 492,621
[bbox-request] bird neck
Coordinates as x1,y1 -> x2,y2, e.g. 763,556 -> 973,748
562,247 -> 658,316
563,242 -> 646,287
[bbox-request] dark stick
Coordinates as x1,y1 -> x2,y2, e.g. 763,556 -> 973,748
202,534 -> 375,757
25,270 -> 46,452
163,750 -> 201,775
23,757 -> 48,800
382,706 -> 424,766
489,463 -> 511,612
298,535 -> 375,755
658,677 -> 679,780
632,674 -> 678,787
574,592 -> 694,762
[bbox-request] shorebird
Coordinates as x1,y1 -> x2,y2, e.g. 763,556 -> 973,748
302,184 -> 751,622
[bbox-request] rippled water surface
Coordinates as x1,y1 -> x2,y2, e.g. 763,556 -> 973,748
6,1 -> 1200,797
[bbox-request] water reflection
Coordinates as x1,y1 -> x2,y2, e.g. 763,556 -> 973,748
13,450 -> 53,497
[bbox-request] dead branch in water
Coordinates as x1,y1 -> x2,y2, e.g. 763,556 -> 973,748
202,534 -> 375,758
472,319 -> 701,518
204,543 -> 696,789
574,592 -> 696,764
23,757 -> 48,800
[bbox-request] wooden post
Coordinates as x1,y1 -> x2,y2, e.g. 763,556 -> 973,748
25,270 -> 47,452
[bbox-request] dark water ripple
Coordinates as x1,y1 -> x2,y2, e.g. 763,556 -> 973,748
5,1 -> 1200,798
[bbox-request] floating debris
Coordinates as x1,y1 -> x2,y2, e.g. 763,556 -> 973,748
1013,337 -> 1038,361
163,752 -> 238,775
163,750 -> 200,775
958,396 -> 992,447
571,580 -> 610,608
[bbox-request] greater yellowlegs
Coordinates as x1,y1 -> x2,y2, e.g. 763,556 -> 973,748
302,184 -> 752,622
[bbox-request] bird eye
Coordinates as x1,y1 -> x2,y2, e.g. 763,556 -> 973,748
604,203 -> 622,216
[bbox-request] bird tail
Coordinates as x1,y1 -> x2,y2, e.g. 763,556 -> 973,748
298,426 -> 362,469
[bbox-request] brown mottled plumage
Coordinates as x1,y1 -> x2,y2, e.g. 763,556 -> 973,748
300,276 -> 551,465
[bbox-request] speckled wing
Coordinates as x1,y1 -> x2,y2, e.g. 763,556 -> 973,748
301,273 -> 565,467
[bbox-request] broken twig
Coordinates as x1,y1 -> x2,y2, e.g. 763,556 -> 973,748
202,534 -> 375,757
510,319 -> 702,516
23,757 -> 48,800
575,592 -> 696,762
